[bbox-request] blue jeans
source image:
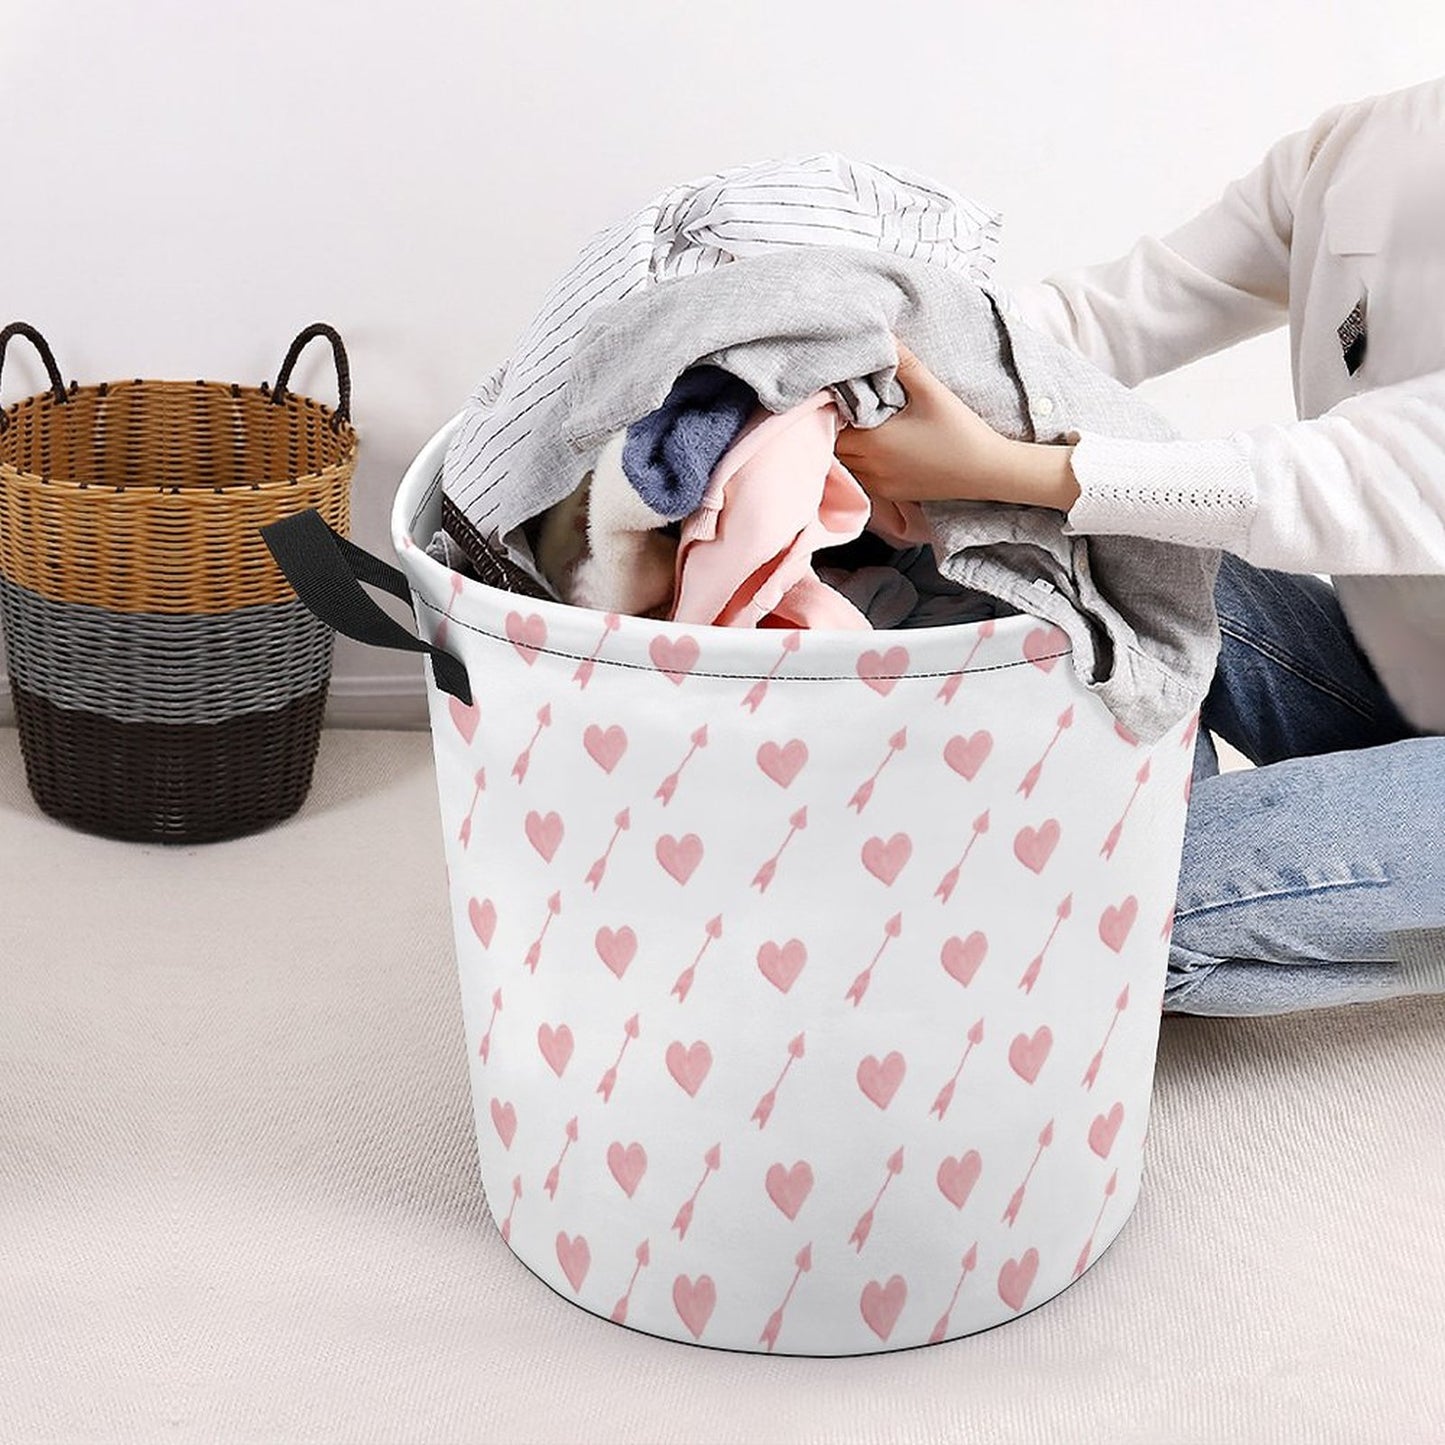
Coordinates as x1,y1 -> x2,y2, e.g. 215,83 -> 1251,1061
1166,552 -> 1445,1015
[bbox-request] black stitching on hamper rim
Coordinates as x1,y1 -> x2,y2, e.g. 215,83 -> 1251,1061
412,594 -> 1070,682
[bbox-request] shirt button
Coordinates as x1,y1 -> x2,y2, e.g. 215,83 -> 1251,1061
1034,396 -> 1055,418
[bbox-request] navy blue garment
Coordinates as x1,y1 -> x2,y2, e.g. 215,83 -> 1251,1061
621,365 -> 758,520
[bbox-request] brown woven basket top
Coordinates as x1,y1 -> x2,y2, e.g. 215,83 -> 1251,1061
0,379 -> 355,491
0,324 -> 357,614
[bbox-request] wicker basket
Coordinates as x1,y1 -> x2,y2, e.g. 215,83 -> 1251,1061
0,321 -> 357,843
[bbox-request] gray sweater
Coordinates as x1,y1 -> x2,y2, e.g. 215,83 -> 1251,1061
442,247 -> 1221,742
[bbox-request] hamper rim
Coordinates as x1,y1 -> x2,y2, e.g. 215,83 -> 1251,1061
395,414 -> 1065,672
0,379 -> 358,491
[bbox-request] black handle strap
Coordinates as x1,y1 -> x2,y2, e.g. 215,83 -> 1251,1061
0,322 -> 68,432
271,322 -> 351,428
260,509 -> 473,705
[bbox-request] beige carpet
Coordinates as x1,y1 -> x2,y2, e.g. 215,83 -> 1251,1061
1,729 -> 1441,1445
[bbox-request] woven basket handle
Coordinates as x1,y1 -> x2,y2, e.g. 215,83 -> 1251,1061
0,322 -> 68,431
271,322 -> 351,427
259,508 -> 472,705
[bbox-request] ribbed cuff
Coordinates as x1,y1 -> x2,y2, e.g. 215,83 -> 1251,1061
1061,428 -> 1259,552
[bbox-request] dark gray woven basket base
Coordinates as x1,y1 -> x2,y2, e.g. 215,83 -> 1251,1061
11,681 -> 329,844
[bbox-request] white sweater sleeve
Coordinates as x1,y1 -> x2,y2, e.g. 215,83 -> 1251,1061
998,96 -> 1445,576
1060,368 -> 1445,574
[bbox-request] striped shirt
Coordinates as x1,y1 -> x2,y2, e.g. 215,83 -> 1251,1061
442,152 -> 1002,548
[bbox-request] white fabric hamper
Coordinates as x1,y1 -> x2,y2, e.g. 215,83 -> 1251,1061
385,416 -> 1198,1356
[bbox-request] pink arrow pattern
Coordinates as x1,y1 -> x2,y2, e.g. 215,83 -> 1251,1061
1017,894 -> 1073,995
848,728 -> 907,813
478,988 -> 502,1063
848,1146 -> 905,1252
759,1243 -> 813,1353
656,724 -> 709,806
844,913 -> 903,1007
1082,985 -> 1130,1090
935,810 -> 990,904
499,1174 -> 522,1245
1017,705 -> 1073,799
741,631 -> 801,714
572,612 -> 621,690
596,1013 -> 641,1103
543,1116 -> 579,1200
1073,1170 -> 1119,1279
523,891 -> 562,973
671,1143 -> 722,1240
511,703 -> 553,783
752,807 -> 808,893
584,808 -> 631,891
458,767 -> 487,849
671,914 -> 724,1003
936,620 -> 996,704
1002,1119 -> 1055,1226
930,1017 -> 985,1121
752,1032 -> 806,1129
611,1240 -> 651,1323
1101,760 -> 1151,860
927,1243 -> 979,1343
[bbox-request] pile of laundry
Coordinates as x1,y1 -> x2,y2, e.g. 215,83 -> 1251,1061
429,153 -> 1221,743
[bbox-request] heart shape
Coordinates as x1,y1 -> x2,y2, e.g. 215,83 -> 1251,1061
856,1051 -> 906,1109
1099,895 -> 1139,953
757,739 -> 808,788
607,1140 -> 648,1197
757,938 -> 808,994
1023,625 -> 1068,672
448,696 -> 480,745
943,730 -> 993,780
537,1023 -> 574,1077
525,810 -> 564,863
860,1275 -> 908,1341
1008,1027 -> 1052,1084
490,1097 -> 517,1149
1013,819 -> 1061,874
666,1040 -> 713,1097
672,1273 -> 717,1340
468,897 -> 496,949
649,634 -> 700,684
656,833 -> 703,885
861,833 -> 912,886
505,610 -> 547,664
583,723 -> 628,773
937,1150 -> 982,1209
940,931 -> 987,987
856,646 -> 909,695
1089,1102 -> 1124,1159
997,1249 -> 1039,1311
594,925 -> 637,979
765,1160 -> 815,1221
555,1231 -> 590,1292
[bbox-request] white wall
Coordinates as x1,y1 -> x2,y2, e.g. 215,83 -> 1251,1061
1,1 -> 1437,726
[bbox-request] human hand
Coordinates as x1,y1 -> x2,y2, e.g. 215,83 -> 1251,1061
834,341 -> 1014,503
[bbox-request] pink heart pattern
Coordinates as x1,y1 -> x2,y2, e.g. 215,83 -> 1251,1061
856,1051 -> 906,1110
423,568 -> 1196,1353
757,739 -> 808,788
765,1160 -> 815,1220
666,1040 -> 713,1097
757,938 -> 808,994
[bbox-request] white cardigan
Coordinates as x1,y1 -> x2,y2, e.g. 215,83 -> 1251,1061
997,75 -> 1445,733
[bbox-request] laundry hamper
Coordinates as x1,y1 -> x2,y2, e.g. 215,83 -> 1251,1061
264,415 -> 1198,1356
0,321 -> 356,843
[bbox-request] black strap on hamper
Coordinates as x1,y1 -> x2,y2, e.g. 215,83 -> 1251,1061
0,322 -> 69,431
260,509 -> 473,705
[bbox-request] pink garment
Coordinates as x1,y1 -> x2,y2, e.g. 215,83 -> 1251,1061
669,393 -> 879,630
